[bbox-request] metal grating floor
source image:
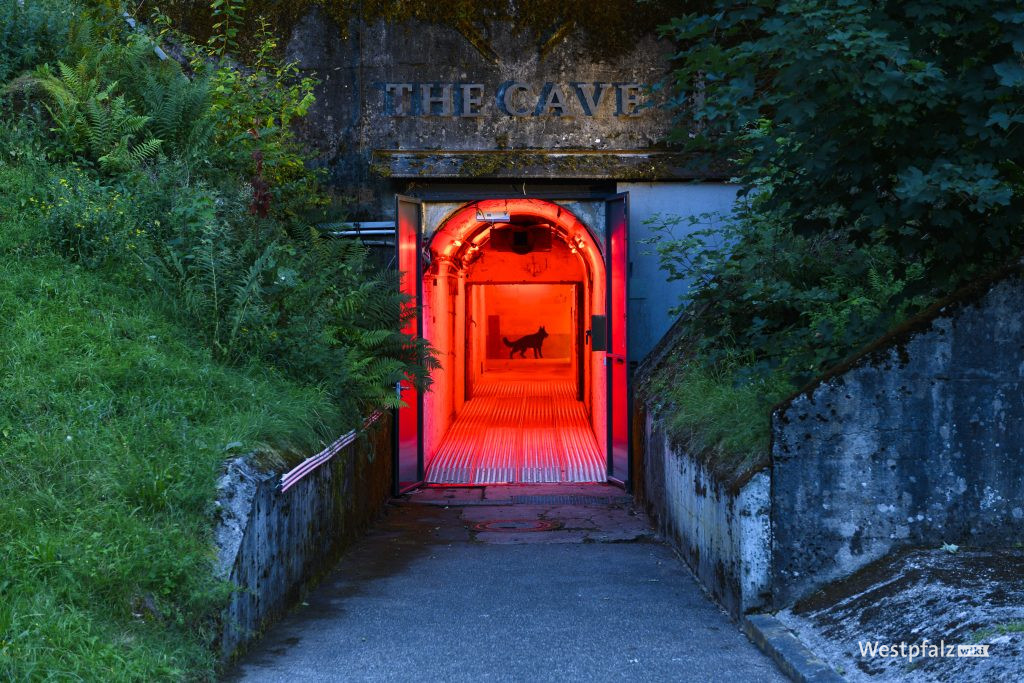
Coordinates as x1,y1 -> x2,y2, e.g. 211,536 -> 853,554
426,374 -> 605,485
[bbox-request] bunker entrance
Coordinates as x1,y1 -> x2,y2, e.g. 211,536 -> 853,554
395,197 -> 629,490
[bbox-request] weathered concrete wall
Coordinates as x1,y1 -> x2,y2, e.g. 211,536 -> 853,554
283,9 -> 711,217
771,275 -> 1024,607
217,416 -> 392,660
640,410 -> 772,617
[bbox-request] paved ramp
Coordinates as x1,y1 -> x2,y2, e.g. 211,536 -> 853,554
229,485 -> 787,683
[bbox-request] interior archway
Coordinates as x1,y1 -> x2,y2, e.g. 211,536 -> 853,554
421,199 -> 607,484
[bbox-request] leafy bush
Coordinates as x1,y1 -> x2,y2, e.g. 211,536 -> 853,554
643,199 -> 931,474
40,166 -> 150,274
67,29 -> 215,162
644,1 -> 1024,468
23,29 -> 214,172
32,59 -> 163,172
26,145 -> 428,437
0,0 -> 74,83
6,1 -> 431,435
124,59 -> 213,162
661,0 -> 1024,278
141,177 -> 433,428
648,200 -> 932,386
198,16 -> 323,221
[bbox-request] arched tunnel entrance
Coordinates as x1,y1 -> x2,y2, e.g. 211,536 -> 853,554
395,197 -> 630,490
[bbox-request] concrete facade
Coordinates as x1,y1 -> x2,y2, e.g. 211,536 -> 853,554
283,8 -> 695,216
218,417 -> 392,660
771,274 -> 1024,606
282,8 -> 739,365
640,410 -> 772,617
638,270 -> 1024,617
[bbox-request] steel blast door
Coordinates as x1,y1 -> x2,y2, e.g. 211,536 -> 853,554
605,193 -> 631,487
394,195 -> 423,494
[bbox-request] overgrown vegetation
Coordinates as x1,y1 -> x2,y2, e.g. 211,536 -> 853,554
135,0 -> 683,58
0,0 -> 430,678
971,621 -> 1024,644
646,355 -> 793,479
646,1 -> 1024,477
0,168 -> 340,678
4,0 -> 431,423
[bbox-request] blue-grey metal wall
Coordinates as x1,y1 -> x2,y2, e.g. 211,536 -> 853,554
619,182 -> 739,361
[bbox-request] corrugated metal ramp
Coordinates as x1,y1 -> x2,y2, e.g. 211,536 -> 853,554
427,375 -> 605,484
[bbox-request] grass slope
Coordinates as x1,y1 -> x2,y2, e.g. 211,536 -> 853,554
0,167 -> 339,680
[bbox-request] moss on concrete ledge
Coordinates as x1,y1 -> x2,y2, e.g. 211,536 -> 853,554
369,149 -> 717,181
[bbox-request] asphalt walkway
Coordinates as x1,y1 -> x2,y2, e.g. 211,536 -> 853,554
228,485 -> 787,682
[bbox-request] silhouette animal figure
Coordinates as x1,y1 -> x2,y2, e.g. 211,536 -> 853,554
502,326 -> 549,358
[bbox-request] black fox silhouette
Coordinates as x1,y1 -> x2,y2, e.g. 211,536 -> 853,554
502,326 -> 549,358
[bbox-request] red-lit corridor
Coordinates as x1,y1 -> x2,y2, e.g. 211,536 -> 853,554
395,197 -> 628,491
425,365 -> 604,484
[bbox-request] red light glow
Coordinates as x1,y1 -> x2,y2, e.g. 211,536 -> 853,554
420,199 -> 608,484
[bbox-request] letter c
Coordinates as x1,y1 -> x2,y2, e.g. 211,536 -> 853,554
497,81 -> 532,116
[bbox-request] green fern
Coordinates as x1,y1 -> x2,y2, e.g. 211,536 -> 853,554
144,186 -> 438,427
226,241 -> 277,352
30,59 -> 162,170
117,51 -> 214,159
98,134 -> 163,172
22,26 -> 215,169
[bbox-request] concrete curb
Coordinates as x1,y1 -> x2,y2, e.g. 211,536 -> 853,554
743,613 -> 847,683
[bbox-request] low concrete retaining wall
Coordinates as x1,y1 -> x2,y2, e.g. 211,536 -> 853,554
639,269 -> 1024,616
216,415 -> 392,660
640,409 -> 771,617
771,275 -> 1024,606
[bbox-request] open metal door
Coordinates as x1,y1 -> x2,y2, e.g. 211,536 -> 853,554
394,195 -> 424,494
605,193 -> 631,488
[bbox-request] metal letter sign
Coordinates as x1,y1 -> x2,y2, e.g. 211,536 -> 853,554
394,195 -> 424,494
384,81 -> 649,118
605,193 -> 631,487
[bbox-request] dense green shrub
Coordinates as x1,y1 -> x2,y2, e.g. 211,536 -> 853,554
32,59 -> 162,172
643,199 -> 934,475
661,0 -> 1024,277
647,201 -> 932,386
138,172 -> 432,424
645,1 -> 1024,467
195,17 -> 324,222
5,1 -> 432,436
0,0 -> 74,83
20,28 -> 212,172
